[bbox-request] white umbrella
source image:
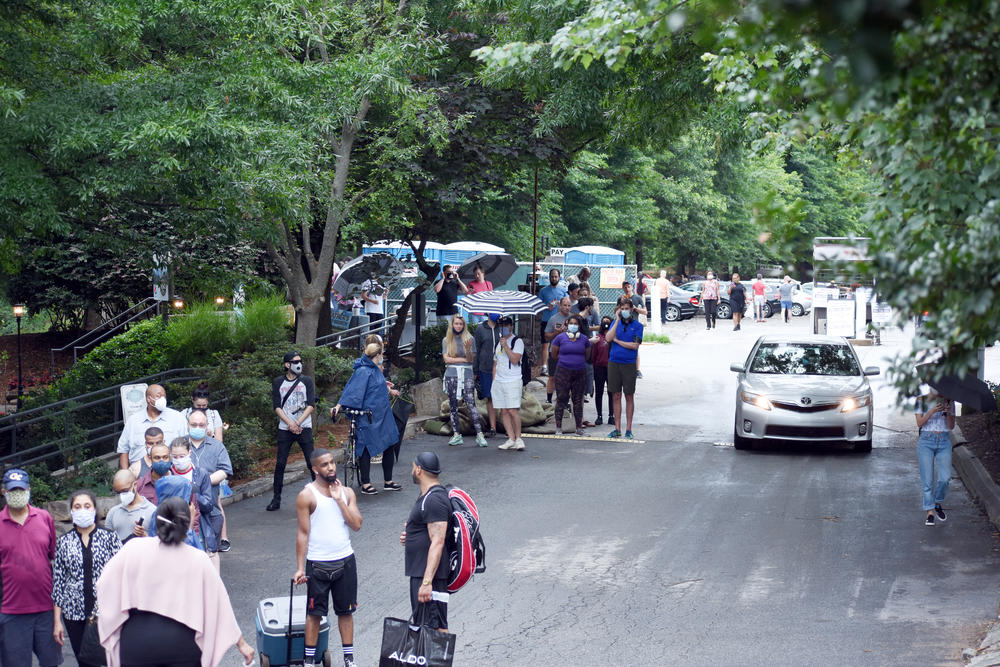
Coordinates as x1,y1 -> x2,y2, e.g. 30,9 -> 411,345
458,290 -> 546,316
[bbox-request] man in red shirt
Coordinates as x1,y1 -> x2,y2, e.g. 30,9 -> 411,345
0,468 -> 62,666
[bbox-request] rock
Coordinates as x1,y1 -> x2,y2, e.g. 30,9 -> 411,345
46,500 -> 70,522
412,378 -> 446,418
97,497 -> 118,520
962,648 -> 976,661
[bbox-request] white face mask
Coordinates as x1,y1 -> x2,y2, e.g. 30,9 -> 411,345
119,489 -> 136,506
72,509 -> 96,528
153,396 -> 167,412
172,455 -> 193,472
289,362 -> 303,375
5,489 -> 29,509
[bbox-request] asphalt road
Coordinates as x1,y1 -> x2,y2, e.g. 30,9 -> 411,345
207,315 -> 1000,667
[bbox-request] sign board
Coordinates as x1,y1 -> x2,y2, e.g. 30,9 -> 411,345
826,299 -> 856,338
599,267 -> 626,289
330,310 -> 353,331
152,255 -> 169,302
855,291 -> 869,335
120,384 -> 149,422
283,304 -> 296,327
872,303 -> 893,324
813,287 -> 839,307
813,242 -> 870,262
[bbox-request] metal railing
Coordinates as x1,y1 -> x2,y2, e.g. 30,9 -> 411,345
0,368 -> 211,470
50,298 -> 160,375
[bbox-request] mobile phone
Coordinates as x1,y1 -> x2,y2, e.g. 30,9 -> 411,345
137,518 -> 144,526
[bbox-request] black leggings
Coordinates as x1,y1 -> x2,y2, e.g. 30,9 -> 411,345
359,440 -> 401,485
119,610 -> 201,666
554,366 -> 586,430
703,299 -> 718,327
65,618 -> 98,667
593,365 -> 612,417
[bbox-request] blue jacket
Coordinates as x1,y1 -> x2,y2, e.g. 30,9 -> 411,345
150,472 -> 219,551
337,356 -> 400,456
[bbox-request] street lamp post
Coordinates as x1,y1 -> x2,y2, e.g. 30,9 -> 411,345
12,304 -> 24,410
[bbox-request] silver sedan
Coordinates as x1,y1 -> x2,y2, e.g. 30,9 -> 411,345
731,335 -> 880,453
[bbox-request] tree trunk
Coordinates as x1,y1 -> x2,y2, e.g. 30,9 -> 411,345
635,236 -> 644,271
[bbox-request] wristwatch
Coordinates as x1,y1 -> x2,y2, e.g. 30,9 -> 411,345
422,579 -> 432,586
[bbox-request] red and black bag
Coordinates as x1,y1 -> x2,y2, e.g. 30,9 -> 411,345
436,485 -> 486,593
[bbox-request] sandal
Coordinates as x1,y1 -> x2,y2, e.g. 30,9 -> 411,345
383,481 -> 403,491
582,421 -> 595,427
360,484 -> 378,495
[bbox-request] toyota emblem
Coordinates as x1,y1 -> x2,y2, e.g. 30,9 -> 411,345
800,397 -> 812,405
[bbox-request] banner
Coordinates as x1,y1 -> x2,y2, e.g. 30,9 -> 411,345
599,267 -> 625,289
826,299 -> 856,338
152,254 -> 169,302
120,384 -> 149,422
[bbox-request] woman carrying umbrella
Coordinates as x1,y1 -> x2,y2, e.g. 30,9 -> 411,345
442,314 -> 488,447
466,265 -> 494,324
914,387 -> 956,526
333,342 -> 402,495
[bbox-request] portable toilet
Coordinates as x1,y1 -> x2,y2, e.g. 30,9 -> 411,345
363,240 -> 445,263
563,245 -> 625,266
438,241 -> 506,266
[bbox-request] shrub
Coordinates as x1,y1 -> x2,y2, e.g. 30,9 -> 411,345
232,293 -> 289,353
224,418 -> 269,479
166,301 -> 233,368
417,321 -> 450,378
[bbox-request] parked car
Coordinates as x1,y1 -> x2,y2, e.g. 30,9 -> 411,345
646,284 -> 699,322
678,281 -> 752,319
730,335 -> 880,453
760,278 -> 814,317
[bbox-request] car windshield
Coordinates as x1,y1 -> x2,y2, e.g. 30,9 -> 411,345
749,343 -> 861,376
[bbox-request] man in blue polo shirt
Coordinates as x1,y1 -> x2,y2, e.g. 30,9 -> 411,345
538,269 -> 568,377
605,296 -> 643,439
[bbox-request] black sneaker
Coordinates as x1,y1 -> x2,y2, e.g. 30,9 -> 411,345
608,415 -> 615,426
485,429 -> 497,438
266,496 -> 280,511
218,539 -> 232,552
925,514 -> 935,526
935,504 -> 947,522
594,416 -> 603,426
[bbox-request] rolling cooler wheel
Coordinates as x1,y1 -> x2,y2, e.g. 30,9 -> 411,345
261,656 -> 271,667
323,649 -> 333,667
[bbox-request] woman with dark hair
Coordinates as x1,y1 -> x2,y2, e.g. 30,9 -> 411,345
53,489 -> 122,667
96,496 -> 255,667
181,382 -> 224,441
550,314 -> 592,436
333,342 -> 402,495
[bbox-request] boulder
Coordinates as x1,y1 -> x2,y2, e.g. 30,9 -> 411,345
46,500 -> 71,523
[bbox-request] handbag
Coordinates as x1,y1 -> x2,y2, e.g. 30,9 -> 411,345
379,608 -> 456,667
77,613 -> 108,665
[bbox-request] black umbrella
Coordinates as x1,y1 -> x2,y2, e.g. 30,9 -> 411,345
332,253 -> 404,298
457,252 -> 518,285
920,365 -> 997,412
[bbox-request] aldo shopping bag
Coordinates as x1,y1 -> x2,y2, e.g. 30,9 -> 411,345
379,610 -> 456,667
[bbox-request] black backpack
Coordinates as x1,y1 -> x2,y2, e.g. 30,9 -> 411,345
508,336 -> 535,386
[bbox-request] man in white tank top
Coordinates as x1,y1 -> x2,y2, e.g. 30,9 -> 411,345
294,449 -> 363,667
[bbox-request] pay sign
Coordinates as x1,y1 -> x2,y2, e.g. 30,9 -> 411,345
599,267 -> 625,289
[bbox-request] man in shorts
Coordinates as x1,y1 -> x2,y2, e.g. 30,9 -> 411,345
400,452 -> 451,631
294,449 -> 363,667
606,297 -> 643,439
779,275 -> 795,323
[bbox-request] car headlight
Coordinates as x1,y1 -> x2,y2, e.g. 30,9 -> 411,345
841,394 -> 872,412
741,390 -> 772,411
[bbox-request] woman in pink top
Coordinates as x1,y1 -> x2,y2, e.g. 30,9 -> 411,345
466,265 -> 494,323
97,497 -> 255,667
700,271 -> 720,330
752,274 -> 768,322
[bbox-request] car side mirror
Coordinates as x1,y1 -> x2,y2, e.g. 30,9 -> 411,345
864,366 -> 880,376
730,362 -> 746,373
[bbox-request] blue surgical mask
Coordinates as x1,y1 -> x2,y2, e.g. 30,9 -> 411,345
567,324 -> 579,334
620,310 -> 632,320
188,427 -> 207,441
500,327 -> 511,337
151,460 -> 172,476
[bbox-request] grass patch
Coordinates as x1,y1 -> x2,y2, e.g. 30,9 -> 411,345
643,333 -> 671,344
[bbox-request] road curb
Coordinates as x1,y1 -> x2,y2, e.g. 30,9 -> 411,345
220,448 -> 346,507
950,426 -> 1000,665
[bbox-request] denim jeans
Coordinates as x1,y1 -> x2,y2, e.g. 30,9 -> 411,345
918,430 -> 952,511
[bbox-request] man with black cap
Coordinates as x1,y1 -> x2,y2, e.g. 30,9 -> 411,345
399,452 -> 451,631
0,468 -> 61,667
268,350 -> 317,511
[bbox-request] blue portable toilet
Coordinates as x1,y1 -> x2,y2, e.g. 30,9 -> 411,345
363,240 -> 446,263
563,245 -> 625,266
438,241 -> 505,267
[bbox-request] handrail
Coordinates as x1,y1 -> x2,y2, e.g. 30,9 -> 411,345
316,313 -> 399,349
50,298 -> 159,375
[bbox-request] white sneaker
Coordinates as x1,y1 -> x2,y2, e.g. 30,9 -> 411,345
514,438 -> 525,450
555,428 -> 563,435
499,439 -> 515,450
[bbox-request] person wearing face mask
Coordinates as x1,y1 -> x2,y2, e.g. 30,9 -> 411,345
550,314 -> 592,435
52,489 -> 121,667
544,297 -> 574,403
181,383 -> 225,441
105,469 -> 155,542
0,468 -> 61,667
493,316 -> 525,451
591,317 -> 613,426
130,426 -> 164,479
332,343 -> 401,495
442,314 -> 487,447
117,383 -> 186,471
700,271 -> 721,330
165,438 -> 220,567
473,313 -> 501,437
538,269 -> 568,377
268,350 -> 317,512
187,409 -> 233,552
135,442 -> 173,504
606,297 -> 643,439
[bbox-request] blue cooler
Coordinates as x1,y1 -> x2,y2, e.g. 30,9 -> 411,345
255,592 -> 330,666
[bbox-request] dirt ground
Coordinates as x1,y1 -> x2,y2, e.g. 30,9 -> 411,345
242,421 -> 351,482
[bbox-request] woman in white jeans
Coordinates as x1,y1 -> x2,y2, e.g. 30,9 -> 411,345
915,389 -> 956,526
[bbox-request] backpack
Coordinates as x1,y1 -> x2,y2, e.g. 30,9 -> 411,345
435,485 -> 486,593
509,336 -> 535,387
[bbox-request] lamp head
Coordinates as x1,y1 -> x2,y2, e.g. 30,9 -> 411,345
12,304 -> 25,318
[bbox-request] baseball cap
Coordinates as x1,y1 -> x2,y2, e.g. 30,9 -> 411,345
498,315 -> 514,326
3,468 -> 30,491
283,350 -> 301,363
414,451 -> 441,475
488,313 -> 500,322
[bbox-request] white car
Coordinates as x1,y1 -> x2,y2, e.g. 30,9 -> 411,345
731,335 -> 880,453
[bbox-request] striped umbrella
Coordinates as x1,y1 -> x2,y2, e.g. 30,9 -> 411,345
458,290 -> 547,315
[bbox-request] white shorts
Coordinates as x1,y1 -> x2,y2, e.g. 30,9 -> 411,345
492,380 -> 522,409
753,295 -> 766,306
